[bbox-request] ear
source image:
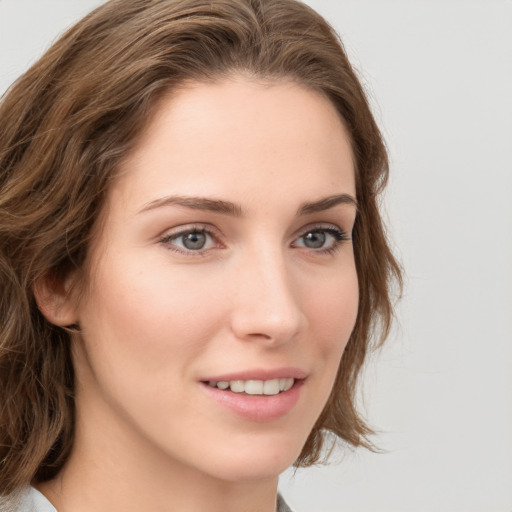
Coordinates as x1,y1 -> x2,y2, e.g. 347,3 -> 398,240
33,271 -> 79,327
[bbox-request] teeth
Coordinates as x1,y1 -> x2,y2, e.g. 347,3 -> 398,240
230,380 -> 245,393
282,378 -> 294,391
208,378 -> 295,395
245,380 -> 263,395
263,379 -> 280,395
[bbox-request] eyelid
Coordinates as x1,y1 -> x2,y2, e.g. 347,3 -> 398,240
158,223 -> 223,254
158,222 -> 220,238
291,223 -> 351,254
157,221 -> 351,256
292,222 -> 351,241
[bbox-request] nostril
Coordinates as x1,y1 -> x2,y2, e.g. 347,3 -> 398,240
247,332 -> 272,340
228,273 -> 304,344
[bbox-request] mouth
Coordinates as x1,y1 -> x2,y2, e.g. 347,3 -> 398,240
199,372 -> 305,421
205,378 -> 295,395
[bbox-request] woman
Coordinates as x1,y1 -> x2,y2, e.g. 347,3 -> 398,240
0,1 -> 401,511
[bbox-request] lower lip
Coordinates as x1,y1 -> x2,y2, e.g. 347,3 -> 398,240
201,380 -> 304,422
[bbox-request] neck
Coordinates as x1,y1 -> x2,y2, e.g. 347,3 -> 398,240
36,391 -> 280,512
37,472 -> 279,512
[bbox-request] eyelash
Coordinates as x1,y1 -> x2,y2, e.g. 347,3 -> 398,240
158,224 -> 350,256
291,227 -> 350,255
159,225 -> 217,257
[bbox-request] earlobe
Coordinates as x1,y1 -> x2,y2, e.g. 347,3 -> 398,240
33,272 -> 79,327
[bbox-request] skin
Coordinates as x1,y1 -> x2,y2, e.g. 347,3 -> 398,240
37,76 -> 359,512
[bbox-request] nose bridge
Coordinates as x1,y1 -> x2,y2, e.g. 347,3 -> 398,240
230,240 -> 304,343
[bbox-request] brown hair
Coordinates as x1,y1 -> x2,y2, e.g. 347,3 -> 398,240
0,0 -> 401,497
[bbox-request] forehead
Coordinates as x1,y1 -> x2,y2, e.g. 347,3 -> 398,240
111,77 -> 355,213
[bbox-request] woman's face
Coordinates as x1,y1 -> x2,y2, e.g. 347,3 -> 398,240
69,77 -> 358,483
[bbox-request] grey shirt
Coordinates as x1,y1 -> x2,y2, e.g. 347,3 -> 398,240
5,488 -> 56,512
11,487 -> 293,512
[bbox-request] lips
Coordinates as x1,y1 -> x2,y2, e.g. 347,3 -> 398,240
207,378 -> 295,395
200,367 -> 306,421
201,367 -> 307,383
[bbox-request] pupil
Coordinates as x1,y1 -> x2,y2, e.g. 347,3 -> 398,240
183,232 -> 206,250
304,231 -> 325,248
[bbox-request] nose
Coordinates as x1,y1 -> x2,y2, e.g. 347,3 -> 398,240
228,245 -> 306,346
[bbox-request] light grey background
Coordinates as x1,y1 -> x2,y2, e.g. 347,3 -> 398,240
1,1 -> 511,511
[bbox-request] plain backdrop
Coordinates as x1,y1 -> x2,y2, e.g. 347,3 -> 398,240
1,1 -> 511,511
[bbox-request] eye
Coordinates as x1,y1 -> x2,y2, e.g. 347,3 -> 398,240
160,227 -> 217,253
293,227 -> 349,252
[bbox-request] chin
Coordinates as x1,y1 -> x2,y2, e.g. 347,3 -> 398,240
191,431 -> 307,483
208,456 -> 295,483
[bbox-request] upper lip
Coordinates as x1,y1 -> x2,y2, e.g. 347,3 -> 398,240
201,367 -> 308,382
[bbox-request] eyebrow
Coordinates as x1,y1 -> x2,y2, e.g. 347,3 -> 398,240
297,193 -> 358,215
138,193 -> 357,217
139,195 -> 243,216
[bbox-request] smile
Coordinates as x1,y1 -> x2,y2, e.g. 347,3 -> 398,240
207,378 -> 295,395
201,378 -> 304,422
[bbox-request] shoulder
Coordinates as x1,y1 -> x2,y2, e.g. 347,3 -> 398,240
277,492 -> 294,512
0,488 -> 56,512
8,488 -> 291,512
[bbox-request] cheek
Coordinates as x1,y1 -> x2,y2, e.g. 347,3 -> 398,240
291,267 -> 358,437
77,257 -> 226,380
306,268 -> 359,359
